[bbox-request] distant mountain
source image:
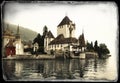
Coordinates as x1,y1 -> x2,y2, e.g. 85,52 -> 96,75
3,23 -> 38,41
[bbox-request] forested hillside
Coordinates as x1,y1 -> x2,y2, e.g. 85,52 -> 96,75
3,23 -> 38,41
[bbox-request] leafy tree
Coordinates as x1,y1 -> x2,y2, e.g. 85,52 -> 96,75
86,42 -> 90,51
99,43 -> 110,54
32,25 -> 49,54
86,40 -> 110,58
33,33 -> 44,53
79,34 -> 85,48
90,42 -> 94,50
86,41 -> 94,52
33,33 -> 42,47
98,43 -> 110,58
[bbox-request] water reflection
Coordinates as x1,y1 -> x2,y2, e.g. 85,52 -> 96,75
2,58 -> 116,81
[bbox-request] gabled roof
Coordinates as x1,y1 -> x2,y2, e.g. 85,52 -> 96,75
57,16 -> 72,27
49,34 -> 78,45
46,31 -> 54,38
3,27 -> 14,36
56,34 -> 64,39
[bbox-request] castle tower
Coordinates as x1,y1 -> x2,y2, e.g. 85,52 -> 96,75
44,30 -> 54,53
57,16 -> 75,38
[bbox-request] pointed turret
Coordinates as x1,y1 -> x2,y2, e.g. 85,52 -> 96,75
57,16 -> 72,27
16,25 -> 20,39
57,15 -> 75,38
17,24 -> 20,34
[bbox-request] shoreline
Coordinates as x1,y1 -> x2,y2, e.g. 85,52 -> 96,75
2,54 -> 55,60
2,52 -> 110,60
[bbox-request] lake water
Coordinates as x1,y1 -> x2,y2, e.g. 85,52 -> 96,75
2,56 -> 118,82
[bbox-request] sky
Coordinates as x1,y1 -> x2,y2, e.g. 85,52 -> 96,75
3,1 -> 118,57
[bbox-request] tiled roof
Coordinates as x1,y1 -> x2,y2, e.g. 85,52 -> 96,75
46,31 -> 54,38
49,34 -> 78,45
57,16 -> 72,27
56,34 -> 64,39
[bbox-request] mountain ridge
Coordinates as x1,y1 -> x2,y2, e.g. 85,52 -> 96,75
3,23 -> 38,41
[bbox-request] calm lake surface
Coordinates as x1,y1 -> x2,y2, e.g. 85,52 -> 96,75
2,56 -> 117,82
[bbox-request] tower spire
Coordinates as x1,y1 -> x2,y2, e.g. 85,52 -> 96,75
16,24 -> 20,39
82,28 -> 84,34
17,24 -> 20,34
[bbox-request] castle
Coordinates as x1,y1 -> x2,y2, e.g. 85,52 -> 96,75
3,16 -> 86,57
44,16 -> 86,54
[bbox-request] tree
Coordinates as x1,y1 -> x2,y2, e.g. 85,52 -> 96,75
79,34 -> 85,50
90,42 -> 94,49
33,33 -> 44,53
98,43 -> 110,58
33,33 -> 42,47
86,41 -> 94,52
94,40 -> 99,52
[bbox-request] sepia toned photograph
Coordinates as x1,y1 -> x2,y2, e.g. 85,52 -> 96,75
1,1 -> 118,82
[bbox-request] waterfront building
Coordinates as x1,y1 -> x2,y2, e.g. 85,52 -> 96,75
5,39 -> 16,57
3,24 -> 24,57
33,42 -> 39,52
3,24 -> 15,47
3,25 -> 15,57
44,16 -> 86,54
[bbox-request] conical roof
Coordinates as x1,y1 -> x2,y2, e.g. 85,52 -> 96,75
15,25 -> 20,39
57,16 -> 72,27
46,31 -> 54,38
